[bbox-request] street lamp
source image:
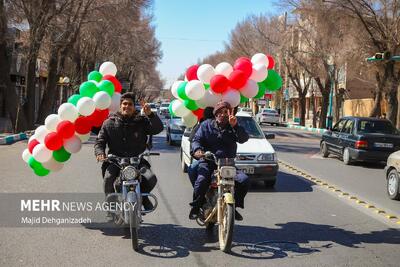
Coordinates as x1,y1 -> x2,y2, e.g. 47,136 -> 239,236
326,57 -> 334,129
58,76 -> 70,104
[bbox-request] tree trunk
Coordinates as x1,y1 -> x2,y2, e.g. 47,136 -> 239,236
387,84 -> 398,126
369,91 -> 382,117
320,91 -> 329,129
311,93 -> 317,128
299,94 -> 307,126
36,44 -> 59,124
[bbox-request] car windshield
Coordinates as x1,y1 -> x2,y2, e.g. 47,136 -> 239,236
161,103 -> 169,108
262,109 -> 277,114
357,120 -> 398,135
149,104 -> 156,109
237,116 -> 264,139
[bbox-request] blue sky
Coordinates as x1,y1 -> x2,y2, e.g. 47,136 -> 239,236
153,0 -> 281,88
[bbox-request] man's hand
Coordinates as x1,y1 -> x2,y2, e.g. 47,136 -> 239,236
141,100 -> 152,116
228,109 -> 237,127
96,154 -> 106,162
194,149 -> 205,159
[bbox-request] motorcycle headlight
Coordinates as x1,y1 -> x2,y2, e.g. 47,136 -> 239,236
220,166 -> 236,179
257,153 -> 277,162
121,166 -> 139,180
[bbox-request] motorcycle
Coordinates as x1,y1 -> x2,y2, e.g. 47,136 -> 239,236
105,151 -> 159,251
196,151 -> 237,252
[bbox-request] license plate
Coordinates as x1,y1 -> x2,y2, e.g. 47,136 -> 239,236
374,142 -> 393,148
240,167 -> 254,174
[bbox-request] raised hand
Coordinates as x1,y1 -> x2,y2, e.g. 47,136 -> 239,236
228,108 -> 237,127
141,100 -> 152,116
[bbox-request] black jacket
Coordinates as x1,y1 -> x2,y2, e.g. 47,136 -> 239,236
94,111 -> 163,157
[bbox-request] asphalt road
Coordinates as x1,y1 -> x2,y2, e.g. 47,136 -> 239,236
0,130 -> 399,267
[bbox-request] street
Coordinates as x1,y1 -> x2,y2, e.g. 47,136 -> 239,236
1,128 -> 400,267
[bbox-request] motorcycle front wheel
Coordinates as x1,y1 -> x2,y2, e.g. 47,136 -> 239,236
129,205 -> 139,251
218,202 -> 234,252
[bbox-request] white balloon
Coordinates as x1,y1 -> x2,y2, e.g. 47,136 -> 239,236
171,100 -> 190,117
197,64 -> 215,83
77,97 -> 96,116
185,80 -> 206,100
93,91 -> 112,110
64,135 -> 82,153
22,149 -> 31,163
196,89 -> 222,108
251,53 -> 269,66
99,61 -> 117,76
58,103 -> 79,123
32,144 -> 52,163
44,114 -> 61,132
28,134 -> 37,143
42,157 -> 63,172
34,126 -> 49,144
182,112 -> 198,128
222,89 -> 241,107
215,62 -> 233,78
109,92 -> 121,112
171,80 -> 183,99
240,79 -> 259,98
76,133 -> 90,143
250,64 -> 268,82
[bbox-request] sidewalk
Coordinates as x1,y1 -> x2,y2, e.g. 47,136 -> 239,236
283,122 -> 327,135
0,117 -> 29,145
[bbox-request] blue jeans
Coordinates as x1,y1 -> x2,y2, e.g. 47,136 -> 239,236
188,159 -> 199,187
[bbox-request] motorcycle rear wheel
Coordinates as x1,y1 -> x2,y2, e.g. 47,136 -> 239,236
218,202 -> 234,252
129,206 -> 139,251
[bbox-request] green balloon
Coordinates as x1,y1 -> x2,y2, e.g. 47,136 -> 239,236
240,94 -> 249,103
79,81 -> 99,98
184,99 -> 198,111
88,71 -> 103,82
168,100 -> 175,116
204,83 -> 210,90
68,94 -> 82,106
53,147 -> 71,163
34,166 -> 50,176
262,69 -> 282,91
98,80 -> 115,97
255,82 -> 267,99
28,156 -> 41,170
177,82 -> 189,100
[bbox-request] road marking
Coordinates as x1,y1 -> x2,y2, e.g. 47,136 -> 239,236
278,159 -> 400,227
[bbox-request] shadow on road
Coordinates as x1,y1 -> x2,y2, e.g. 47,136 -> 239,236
272,143 -> 320,155
82,221 -> 400,260
249,171 -> 314,193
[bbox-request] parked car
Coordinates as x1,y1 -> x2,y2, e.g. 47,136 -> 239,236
256,108 -> 280,126
238,107 -> 253,117
320,116 -> 400,165
159,102 -> 170,117
166,115 -> 185,145
180,111 -> 278,187
384,151 -> 400,200
148,103 -> 158,114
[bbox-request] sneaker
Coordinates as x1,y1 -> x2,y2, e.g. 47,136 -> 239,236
189,206 -> 200,220
234,209 -> 243,221
142,196 -> 154,211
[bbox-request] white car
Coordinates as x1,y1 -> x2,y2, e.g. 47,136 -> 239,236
256,108 -> 280,126
180,111 -> 279,187
148,103 -> 158,114
159,102 -> 170,117
166,115 -> 185,145
238,107 -> 253,117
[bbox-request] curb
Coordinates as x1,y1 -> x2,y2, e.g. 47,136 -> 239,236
0,132 -> 28,145
286,124 -> 327,134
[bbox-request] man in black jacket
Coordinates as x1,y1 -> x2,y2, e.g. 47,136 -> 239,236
94,93 -> 163,210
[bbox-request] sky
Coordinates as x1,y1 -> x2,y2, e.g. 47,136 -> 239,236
153,0 -> 281,89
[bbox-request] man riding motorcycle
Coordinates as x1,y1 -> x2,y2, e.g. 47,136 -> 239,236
190,101 -> 250,221
94,92 -> 164,211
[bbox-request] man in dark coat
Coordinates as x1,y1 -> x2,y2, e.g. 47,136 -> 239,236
94,93 -> 163,210
190,101 -> 250,221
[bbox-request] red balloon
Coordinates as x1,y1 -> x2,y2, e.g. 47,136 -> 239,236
56,121 -> 75,139
229,70 -> 248,89
103,75 -> 122,93
28,139 -> 40,154
74,116 -> 92,134
234,57 -> 252,78
88,109 -> 109,127
267,55 -> 275,69
210,75 -> 230,94
44,132 -> 63,151
186,65 -> 199,81
193,109 -> 204,120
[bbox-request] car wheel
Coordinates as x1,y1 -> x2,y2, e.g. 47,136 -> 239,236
180,149 -> 188,173
342,147 -> 352,165
387,169 -> 400,200
320,141 -> 329,158
264,179 -> 276,188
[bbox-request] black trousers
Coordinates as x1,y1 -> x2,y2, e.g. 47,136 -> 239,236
101,159 -> 157,196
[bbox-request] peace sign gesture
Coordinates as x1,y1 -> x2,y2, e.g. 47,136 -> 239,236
228,108 -> 237,127
140,99 -> 152,116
